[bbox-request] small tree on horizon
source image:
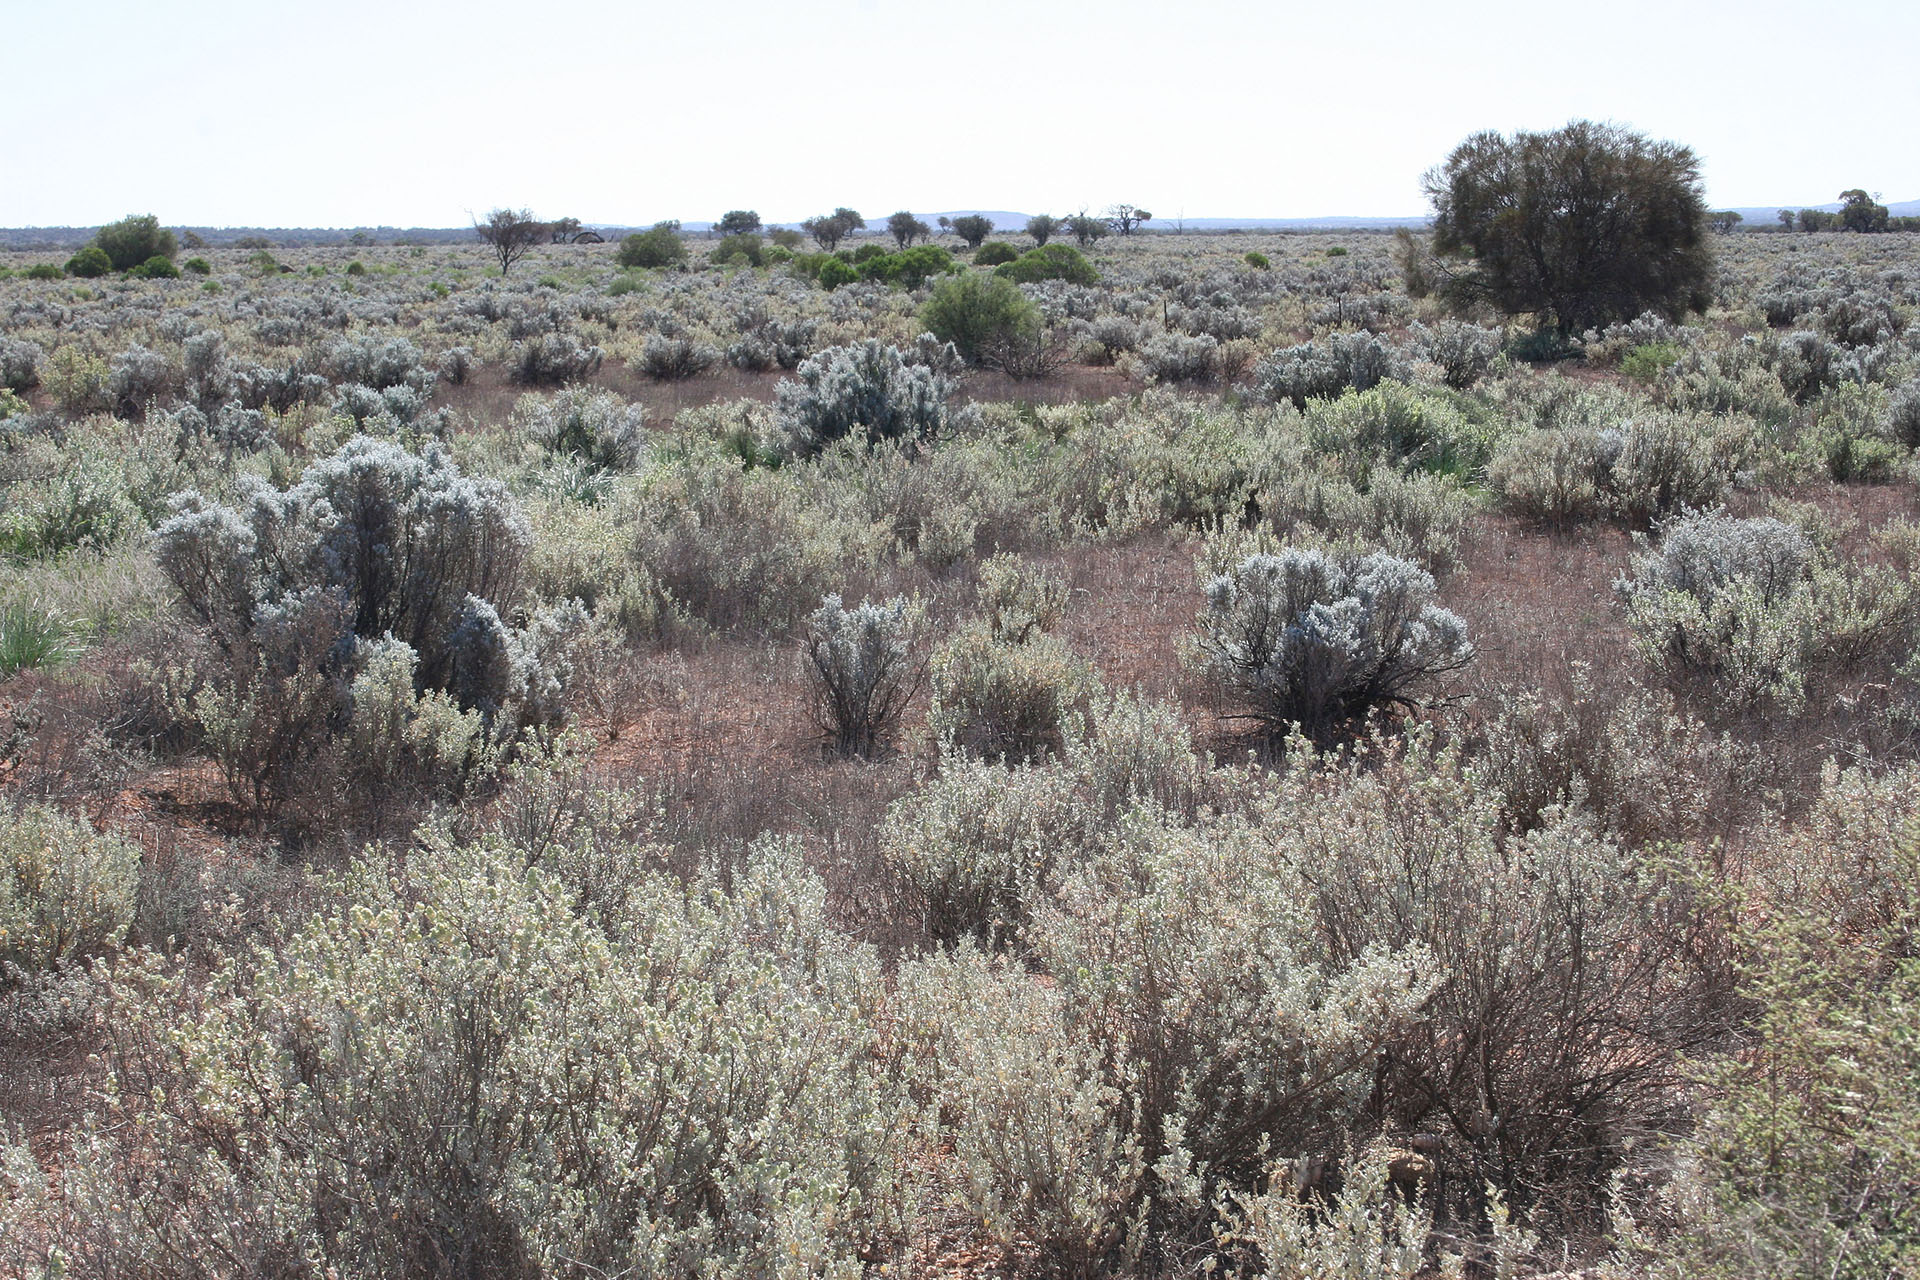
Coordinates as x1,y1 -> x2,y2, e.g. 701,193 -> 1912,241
1105,204 -> 1151,236
950,215 -> 994,250
802,208 -> 864,250
1024,214 -> 1059,246
476,208 -> 546,274
716,210 -> 762,237
887,211 -> 932,249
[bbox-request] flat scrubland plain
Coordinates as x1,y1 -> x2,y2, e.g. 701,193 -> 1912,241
1,227 -> 1918,1279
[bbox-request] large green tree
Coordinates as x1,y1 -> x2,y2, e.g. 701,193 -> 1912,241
1423,120 -> 1713,335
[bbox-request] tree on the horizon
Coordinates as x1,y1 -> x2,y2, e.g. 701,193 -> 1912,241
887,211 -> 931,249
715,210 -> 762,237
475,208 -> 545,274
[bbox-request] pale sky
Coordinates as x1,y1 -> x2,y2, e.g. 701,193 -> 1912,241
4,0 -> 1915,228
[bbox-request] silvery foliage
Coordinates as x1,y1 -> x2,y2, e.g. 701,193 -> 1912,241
1617,512 -> 1816,709
638,333 -> 719,381
519,386 -> 647,472
0,334 -> 42,391
1629,512 -> 1811,611
725,318 -> 816,372
1308,290 -> 1409,333
155,436 -> 564,727
167,400 -> 272,456
1168,300 -> 1260,340
329,380 -> 444,434
1890,380 -> 1920,448
1200,548 -> 1471,736
509,330 -> 605,386
1254,331 -> 1404,407
1411,318 -> 1503,389
804,593 -> 919,755
107,342 -> 176,417
1135,331 -> 1219,383
437,344 -> 478,385
327,333 -> 433,393
775,339 -> 955,458
58,837 -> 915,1278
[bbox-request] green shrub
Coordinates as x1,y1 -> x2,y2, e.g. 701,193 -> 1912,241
127,254 -> 180,279
1326,245 -> 1349,256
973,240 -> 1020,266
708,232 -> 764,267
23,262 -> 63,281
1621,340 -> 1683,382
858,244 -> 955,287
182,256 -> 211,275
928,621 -> 1099,762
993,243 -> 1099,285
816,255 -> 859,289
617,221 -> 687,269
919,271 -> 1041,368
342,259 -> 365,276
1244,250 -> 1271,269
92,213 -> 177,271
0,797 -> 139,969
64,246 -> 111,278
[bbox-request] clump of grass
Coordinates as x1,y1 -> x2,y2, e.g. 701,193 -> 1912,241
0,603 -> 87,676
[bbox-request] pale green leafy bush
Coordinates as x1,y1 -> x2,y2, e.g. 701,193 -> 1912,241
928,621 -> 1100,762
0,797 -> 139,969
1488,412 -> 1754,526
52,836 -> 918,1278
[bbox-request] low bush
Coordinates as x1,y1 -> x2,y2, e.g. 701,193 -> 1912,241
993,243 -> 1099,285
774,339 -> 954,458
638,334 -> 718,380
1489,412 -> 1754,527
616,221 -> 687,269
919,272 -> 1040,368
0,797 -> 139,969
928,621 -> 1098,762
803,594 -> 923,756
508,331 -> 604,386
516,387 -> 646,472
1197,545 -> 1472,739
51,838 -> 918,1277
974,240 -> 1020,266
1253,331 -> 1404,408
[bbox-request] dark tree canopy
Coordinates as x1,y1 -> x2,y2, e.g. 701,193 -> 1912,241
950,215 -> 994,250
94,214 -> 178,272
887,211 -> 932,249
1025,214 -> 1060,246
1838,190 -> 1890,233
716,210 -> 762,237
475,208 -> 546,274
802,208 -> 864,250
1424,121 -> 1714,335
